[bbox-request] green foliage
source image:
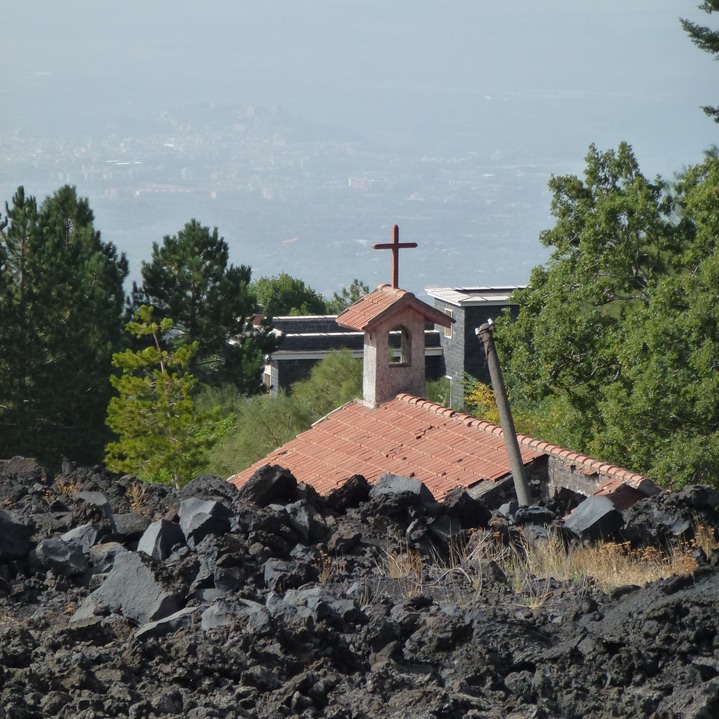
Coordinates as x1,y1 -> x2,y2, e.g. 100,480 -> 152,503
252,272 -> 328,317
105,306 -> 216,489
250,274 -> 368,318
131,219 -> 277,393
497,146 -> 719,489
681,1 -> 719,122
0,186 -> 128,467
205,350 -> 362,477
205,392 -> 308,479
325,278 -> 370,314
589,156 -> 719,487
497,143 -> 674,409
464,375 -> 500,425
426,376 -> 450,406
290,349 -> 363,417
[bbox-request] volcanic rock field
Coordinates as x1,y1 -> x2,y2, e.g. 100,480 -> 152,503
1,457 -> 718,718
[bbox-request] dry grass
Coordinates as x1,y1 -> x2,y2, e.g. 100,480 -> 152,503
556,541 -> 697,591
371,521 -> 718,605
125,482 -> 147,513
384,549 -> 423,582
693,520 -> 718,558
499,522 -> 718,594
376,547 -> 425,598
55,478 -> 79,497
314,551 -> 347,584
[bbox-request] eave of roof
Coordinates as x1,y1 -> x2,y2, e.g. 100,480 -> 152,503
425,286 -> 525,307
337,284 -> 453,332
228,393 -> 653,501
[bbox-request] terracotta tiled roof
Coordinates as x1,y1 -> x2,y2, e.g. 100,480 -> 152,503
229,394 -> 544,499
337,284 -> 453,332
228,393 -> 655,501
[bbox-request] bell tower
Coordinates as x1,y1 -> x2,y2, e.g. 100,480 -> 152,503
337,227 -> 453,408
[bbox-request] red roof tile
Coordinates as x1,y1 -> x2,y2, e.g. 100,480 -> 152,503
229,394 -> 543,500
336,284 -> 453,331
228,393 -> 655,501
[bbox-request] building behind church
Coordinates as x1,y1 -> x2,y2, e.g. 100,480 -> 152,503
264,285 -> 522,409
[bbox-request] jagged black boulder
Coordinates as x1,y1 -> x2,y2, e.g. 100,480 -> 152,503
0,461 -> 718,719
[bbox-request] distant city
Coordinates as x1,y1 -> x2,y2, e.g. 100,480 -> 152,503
3,1 -> 716,300
0,102 -> 560,299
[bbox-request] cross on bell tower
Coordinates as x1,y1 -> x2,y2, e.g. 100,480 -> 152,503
373,224 -> 417,289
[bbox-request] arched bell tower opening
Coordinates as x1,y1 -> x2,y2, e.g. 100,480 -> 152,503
360,309 -> 426,407
388,325 -> 411,367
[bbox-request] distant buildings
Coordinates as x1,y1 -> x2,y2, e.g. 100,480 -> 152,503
264,285 -> 522,410
425,286 -> 523,408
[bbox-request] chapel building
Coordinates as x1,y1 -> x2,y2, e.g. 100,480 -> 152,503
230,226 -> 657,509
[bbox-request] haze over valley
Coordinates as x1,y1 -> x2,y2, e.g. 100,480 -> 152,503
2,0 -> 716,298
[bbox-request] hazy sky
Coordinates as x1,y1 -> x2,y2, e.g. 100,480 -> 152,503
2,1 -> 718,293
3,0 -> 716,168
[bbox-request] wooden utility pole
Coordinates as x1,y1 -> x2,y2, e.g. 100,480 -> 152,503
476,322 -> 532,507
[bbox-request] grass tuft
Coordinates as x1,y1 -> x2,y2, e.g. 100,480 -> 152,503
370,521 -> 718,605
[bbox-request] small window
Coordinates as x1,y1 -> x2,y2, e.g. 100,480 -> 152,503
388,326 -> 411,366
443,308 -> 453,339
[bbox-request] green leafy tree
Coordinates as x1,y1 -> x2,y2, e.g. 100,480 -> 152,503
325,278 -> 370,314
131,219 -> 277,392
0,186 -> 128,466
290,348 -> 363,418
497,146 -> 719,489
464,375 -> 500,425
252,272 -> 329,317
105,306 -> 214,489
681,1 -> 719,121
426,376 -> 450,406
495,145 -> 673,446
590,154 -> 719,487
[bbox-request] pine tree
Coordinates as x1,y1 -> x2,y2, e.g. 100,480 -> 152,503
325,279 -> 370,314
0,186 -> 128,466
681,1 -> 719,121
131,219 -> 277,392
105,305 -> 214,490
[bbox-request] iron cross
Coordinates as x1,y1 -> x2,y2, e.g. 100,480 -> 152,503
373,225 -> 417,289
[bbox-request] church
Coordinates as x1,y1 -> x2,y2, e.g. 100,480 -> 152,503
230,227 -> 658,509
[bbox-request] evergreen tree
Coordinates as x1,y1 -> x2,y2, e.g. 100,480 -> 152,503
0,188 -> 39,421
325,278 -> 370,314
131,219 -> 277,393
105,306 -> 213,489
681,1 -> 719,121
0,186 -> 128,466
